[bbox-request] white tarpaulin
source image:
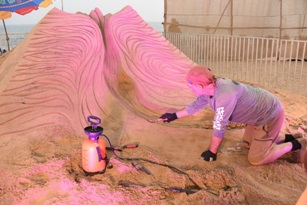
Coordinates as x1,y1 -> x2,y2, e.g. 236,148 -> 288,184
164,0 -> 307,39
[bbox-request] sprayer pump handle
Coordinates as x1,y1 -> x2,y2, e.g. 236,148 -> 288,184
87,116 -> 101,129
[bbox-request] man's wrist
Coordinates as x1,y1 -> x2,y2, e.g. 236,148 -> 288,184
209,149 -> 217,154
210,136 -> 223,153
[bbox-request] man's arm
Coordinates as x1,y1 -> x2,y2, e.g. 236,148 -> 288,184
175,108 -> 190,118
209,135 -> 223,154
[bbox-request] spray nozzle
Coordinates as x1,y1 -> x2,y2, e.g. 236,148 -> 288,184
87,116 -> 101,130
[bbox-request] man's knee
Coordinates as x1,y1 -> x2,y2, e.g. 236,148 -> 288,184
247,155 -> 265,165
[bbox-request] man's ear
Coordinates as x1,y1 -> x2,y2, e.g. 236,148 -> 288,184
207,83 -> 215,89
196,84 -> 203,90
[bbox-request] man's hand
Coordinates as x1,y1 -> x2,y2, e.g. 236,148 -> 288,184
201,150 -> 217,161
159,113 -> 178,123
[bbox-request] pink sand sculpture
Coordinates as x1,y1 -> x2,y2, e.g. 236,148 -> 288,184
0,6 -> 196,138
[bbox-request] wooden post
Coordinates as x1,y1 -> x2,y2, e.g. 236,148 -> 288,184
163,0 -> 167,33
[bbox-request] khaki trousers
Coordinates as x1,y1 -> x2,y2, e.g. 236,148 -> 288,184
243,108 -> 285,165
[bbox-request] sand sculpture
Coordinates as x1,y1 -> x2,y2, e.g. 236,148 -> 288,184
0,6 -> 306,205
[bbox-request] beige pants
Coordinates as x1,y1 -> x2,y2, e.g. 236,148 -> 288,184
296,186 -> 307,205
243,108 -> 285,165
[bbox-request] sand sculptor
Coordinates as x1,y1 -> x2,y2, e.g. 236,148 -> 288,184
159,66 -> 306,165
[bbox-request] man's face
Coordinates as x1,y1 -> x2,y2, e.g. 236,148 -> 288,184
187,81 -> 213,96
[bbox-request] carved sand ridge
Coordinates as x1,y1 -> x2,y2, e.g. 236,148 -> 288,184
0,6 -> 197,138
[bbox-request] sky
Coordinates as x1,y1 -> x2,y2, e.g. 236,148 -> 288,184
4,0 -> 164,25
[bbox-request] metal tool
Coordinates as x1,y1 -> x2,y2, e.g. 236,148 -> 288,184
165,187 -> 198,194
147,118 -> 166,123
131,162 -> 152,175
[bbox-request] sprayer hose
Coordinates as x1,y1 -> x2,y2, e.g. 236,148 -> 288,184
101,134 -> 202,190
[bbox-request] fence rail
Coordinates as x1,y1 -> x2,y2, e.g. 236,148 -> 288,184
164,33 -> 307,96
1,32 -> 307,96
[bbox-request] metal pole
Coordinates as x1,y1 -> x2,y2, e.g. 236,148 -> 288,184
279,0 -> 282,39
163,0 -> 166,33
230,0 -> 233,35
2,20 -> 10,51
277,0 -> 282,60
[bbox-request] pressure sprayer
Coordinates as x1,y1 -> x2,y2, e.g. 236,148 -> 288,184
82,116 -> 108,174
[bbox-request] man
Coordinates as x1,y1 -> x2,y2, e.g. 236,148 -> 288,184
159,66 -> 306,165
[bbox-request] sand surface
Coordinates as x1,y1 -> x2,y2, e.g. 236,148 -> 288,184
0,7 -> 306,205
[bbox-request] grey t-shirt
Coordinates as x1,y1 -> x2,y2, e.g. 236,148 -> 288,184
185,78 -> 282,138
